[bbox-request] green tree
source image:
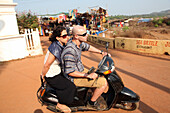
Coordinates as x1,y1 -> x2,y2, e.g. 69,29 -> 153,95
158,18 -> 164,25
16,11 -> 39,33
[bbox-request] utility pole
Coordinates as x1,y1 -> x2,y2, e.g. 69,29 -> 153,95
106,4 -> 109,29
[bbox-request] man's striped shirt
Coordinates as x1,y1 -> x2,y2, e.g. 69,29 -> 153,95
61,40 -> 90,82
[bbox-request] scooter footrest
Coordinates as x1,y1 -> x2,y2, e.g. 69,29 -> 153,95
47,105 -> 58,112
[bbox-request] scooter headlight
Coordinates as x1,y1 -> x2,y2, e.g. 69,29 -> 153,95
103,70 -> 112,75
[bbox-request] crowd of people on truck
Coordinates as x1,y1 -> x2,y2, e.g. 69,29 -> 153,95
40,14 -> 107,37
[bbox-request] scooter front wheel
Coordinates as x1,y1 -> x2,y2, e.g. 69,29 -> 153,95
115,102 -> 139,111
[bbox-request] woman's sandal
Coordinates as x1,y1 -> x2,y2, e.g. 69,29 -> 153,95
56,104 -> 71,113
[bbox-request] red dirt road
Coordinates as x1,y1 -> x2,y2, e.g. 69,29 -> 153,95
0,36 -> 169,113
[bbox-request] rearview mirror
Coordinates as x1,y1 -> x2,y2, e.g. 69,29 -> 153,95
106,42 -> 109,49
106,42 -> 109,53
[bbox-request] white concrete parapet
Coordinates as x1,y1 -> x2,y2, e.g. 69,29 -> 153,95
88,35 -> 170,55
0,29 -> 43,62
87,35 -> 115,49
115,37 -> 170,55
0,35 -> 29,61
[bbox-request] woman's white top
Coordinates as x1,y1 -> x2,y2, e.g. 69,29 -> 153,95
44,50 -> 61,77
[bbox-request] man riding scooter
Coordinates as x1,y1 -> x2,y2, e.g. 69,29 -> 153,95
37,26 -> 140,112
61,25 -> 110,110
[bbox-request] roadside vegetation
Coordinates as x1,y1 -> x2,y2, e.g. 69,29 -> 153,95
104,15 -> 170,40
16,11 -> 39,34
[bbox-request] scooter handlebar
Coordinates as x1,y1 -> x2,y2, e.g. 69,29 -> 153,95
87,67 -> 95,74
87,67 -> 96,81
40,75 -> 44,87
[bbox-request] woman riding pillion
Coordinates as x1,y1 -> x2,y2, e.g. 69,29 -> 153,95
40,25 -> 76,113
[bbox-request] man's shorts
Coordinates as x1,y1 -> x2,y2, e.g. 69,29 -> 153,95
73,77 -> 107,88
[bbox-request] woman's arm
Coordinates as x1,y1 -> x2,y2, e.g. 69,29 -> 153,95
41,52 -> 55,78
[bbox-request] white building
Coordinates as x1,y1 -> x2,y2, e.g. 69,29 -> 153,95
0,0 -> 43,62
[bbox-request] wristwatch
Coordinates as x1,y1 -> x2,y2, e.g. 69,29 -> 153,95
100,50 -> 103,54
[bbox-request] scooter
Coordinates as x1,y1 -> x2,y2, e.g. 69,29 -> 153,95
37,42 -> 140,112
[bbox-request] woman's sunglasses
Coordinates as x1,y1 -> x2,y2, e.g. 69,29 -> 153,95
60,34 -> 68,39
77,32 -> 87,36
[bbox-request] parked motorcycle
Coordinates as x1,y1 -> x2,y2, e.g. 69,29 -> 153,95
37,42 -> 140,112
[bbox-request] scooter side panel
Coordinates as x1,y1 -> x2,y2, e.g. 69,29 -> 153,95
118,87 -> 140,103
102,83 -> 117,109
107,72 -> 124,94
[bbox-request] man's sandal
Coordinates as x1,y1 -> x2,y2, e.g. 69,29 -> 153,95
56,105 -> 71,113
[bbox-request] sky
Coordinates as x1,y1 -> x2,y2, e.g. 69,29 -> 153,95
13,0 -> 170,16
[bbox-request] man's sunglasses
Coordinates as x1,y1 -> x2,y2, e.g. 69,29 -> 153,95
77,32 -> 87,36
60,34 -> 67,39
